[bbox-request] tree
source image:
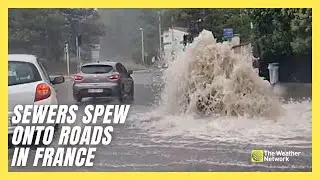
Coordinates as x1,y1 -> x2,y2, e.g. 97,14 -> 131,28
59,8 -> 105,58
163,8 -> 311,59
133,9 -> 160,64
288,8 -> 312,55
9,9 -> 66,60
9,8 -> 106,62
249,8 -> 311,58
249,8 -> 294,59
162,8 -> 252,42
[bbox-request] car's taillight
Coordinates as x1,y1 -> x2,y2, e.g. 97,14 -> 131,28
108,74 -> 120,81
34,83 -> 51,102
74,74 -> 84,81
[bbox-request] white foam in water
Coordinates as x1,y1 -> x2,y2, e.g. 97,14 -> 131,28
132,30 -> 312,147
160,30 -> 285,118
132,100 -> 311,147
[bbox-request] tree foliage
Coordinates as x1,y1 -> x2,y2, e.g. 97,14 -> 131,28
288,8 -> 312,55
249,9 -> 294,58
9,8 -> 311,64
9,8 -> 105,62
162,8 -> 252,42
163,8 -> 311,59
246,8 -> 311,58
132,9 -> 160,64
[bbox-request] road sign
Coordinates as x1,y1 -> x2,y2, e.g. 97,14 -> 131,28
91,50 -> 100,61
223,28 -> 233,38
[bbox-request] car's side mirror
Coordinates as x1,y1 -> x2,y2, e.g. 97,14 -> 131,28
128,70 -> 133,75
50,75 -> 65,85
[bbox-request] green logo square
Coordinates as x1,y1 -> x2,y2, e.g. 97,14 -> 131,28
251,150 -> 264,162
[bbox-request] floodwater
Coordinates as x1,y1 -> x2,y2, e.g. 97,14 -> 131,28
9,30 -> 311,172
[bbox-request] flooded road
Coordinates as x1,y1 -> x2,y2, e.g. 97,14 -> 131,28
8,70 -> 312,172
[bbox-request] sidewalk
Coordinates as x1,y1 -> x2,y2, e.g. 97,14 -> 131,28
274,83 -> 312,100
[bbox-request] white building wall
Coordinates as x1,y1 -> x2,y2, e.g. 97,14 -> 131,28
162,28 -> 187,63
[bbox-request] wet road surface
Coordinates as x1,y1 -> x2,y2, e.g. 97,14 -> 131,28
8,70 -> 312,172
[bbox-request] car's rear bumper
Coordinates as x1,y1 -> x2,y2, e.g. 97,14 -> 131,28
73,82 -> 121,97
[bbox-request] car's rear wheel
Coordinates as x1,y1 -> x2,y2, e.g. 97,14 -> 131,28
117,88 -> 125,104
117,95 -> 124,104
73,94 -> 82,103
117,85 -> 134,104
128,87 -> 134,103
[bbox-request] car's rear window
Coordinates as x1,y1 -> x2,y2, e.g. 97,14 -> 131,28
8,61 -> 42,86
81,65 -> 114,74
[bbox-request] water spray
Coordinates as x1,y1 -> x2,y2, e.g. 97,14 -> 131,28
160,30 -> 283,118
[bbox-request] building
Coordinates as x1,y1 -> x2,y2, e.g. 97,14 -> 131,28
162,27 -> 188,65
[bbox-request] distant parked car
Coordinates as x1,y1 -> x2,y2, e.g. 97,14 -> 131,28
72,61 -> 134,103
8,54 -> 65,144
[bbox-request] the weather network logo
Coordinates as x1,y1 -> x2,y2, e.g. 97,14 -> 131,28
251,150 -> 264,162
251,149 -> 301,162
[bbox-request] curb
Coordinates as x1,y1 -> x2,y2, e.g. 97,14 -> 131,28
133,68 -> 164,73
64,75 -> 74,80
133,69 -> 150,73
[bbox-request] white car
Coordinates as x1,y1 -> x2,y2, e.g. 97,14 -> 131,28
8,54 -> 65,141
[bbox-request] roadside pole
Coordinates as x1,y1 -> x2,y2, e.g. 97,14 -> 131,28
158,11 -> 162,61
76,34 -> 82,72
78,45 -> 81,67
140,28 -> 145,64
65,42 -> 70,97
142,29 -> 144,64
76,36 -> 79,71
65,42 -> 70,75
171,27 -> 174,61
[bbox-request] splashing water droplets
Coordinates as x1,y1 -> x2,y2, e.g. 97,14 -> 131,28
130,30 -> 311,147
160,30 -> 283,118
